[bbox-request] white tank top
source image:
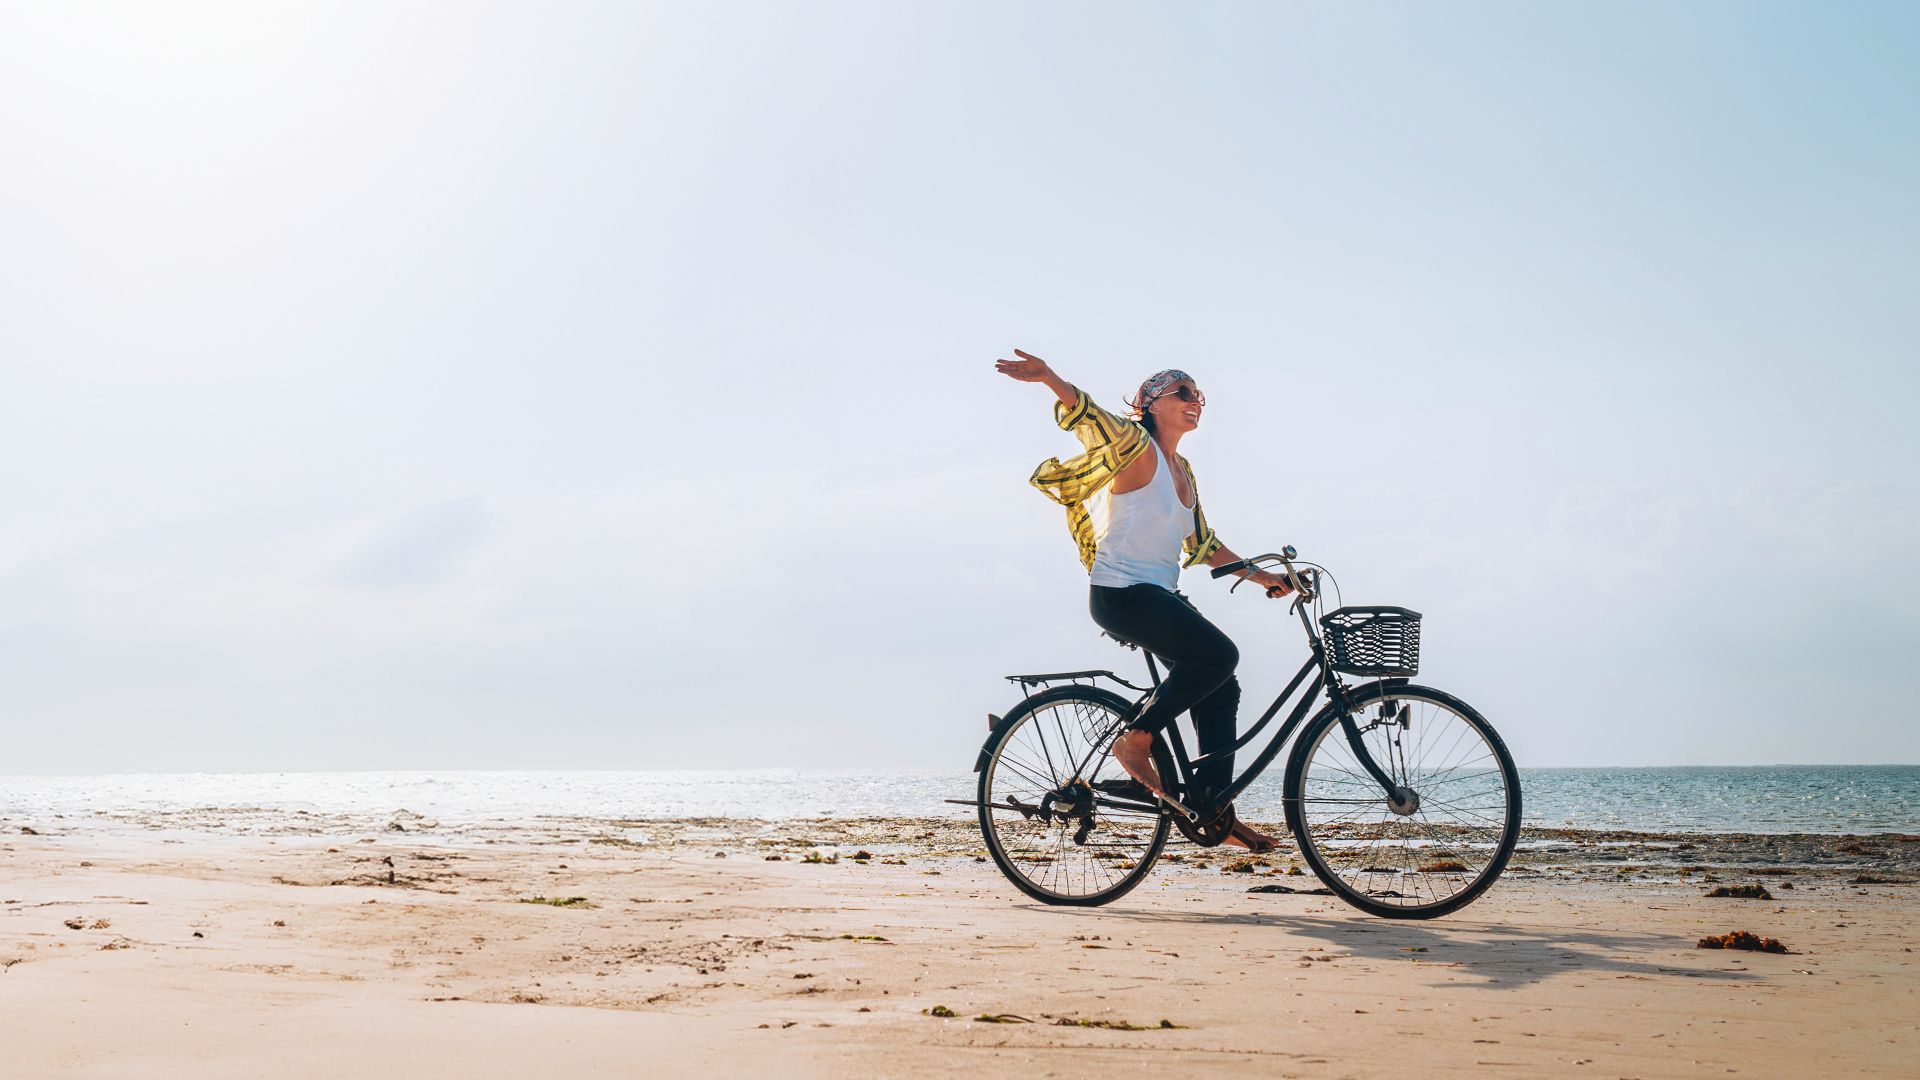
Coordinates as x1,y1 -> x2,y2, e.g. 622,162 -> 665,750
1088,441 -> 1194,590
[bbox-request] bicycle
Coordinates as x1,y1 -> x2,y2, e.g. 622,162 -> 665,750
961,547 -> 1521,919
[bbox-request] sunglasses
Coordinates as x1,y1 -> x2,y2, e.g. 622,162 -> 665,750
1158,384 -> 1205,407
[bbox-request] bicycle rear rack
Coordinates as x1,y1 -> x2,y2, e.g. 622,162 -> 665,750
1002,668 -> 1153,693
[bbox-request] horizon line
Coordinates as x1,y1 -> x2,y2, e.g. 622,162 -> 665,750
5,762 -> 1917,780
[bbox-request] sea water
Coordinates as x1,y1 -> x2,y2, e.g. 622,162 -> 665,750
2,766 -> 1915,837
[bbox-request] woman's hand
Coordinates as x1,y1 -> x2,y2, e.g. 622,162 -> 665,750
996,349 -> 1078,408
1247,570 -> 1295,598
994,348 -> 1053,383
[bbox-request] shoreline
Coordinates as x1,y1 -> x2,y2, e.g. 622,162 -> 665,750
10,812 -> 1917,884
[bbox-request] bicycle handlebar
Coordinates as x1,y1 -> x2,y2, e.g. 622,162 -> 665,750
1209,547 -> 1317,604
1208,545 -> 1299,581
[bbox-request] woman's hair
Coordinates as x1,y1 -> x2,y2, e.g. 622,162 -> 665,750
1127,368 -> 1193,435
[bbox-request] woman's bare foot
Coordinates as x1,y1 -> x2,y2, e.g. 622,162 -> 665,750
1111,730 -> 1171,803
1224,817 -> 1282,854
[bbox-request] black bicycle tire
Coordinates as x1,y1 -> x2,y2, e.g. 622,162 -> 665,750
977,685 -> 1171,907
1282,683 -> 1520,920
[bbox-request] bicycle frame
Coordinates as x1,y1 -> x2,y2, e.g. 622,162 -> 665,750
1079,592 -> 1405,818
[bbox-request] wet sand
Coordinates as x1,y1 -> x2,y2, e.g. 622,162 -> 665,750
3,815 -> 1915,1078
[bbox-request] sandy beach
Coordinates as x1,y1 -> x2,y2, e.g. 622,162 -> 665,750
3,816 -> 1915,1079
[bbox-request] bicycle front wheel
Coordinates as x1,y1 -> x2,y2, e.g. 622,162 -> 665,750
1283,683 -> 1520,919
978,685 -> 1170,906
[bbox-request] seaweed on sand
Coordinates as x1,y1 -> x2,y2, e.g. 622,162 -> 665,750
1705,884 -> 1773,899
1697,930 -> 1789,954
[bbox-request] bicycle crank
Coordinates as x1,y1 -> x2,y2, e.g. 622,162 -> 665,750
1171,801 -> 1237,847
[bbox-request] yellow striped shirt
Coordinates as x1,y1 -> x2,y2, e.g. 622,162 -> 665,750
1028,388 -> 1222,572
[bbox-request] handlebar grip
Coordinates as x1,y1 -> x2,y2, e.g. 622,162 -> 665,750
1209,560 -> 1249,580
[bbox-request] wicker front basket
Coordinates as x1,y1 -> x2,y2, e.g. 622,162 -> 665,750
1319,606 -> 1422,677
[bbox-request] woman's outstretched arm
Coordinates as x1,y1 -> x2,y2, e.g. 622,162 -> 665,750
995,348 -> 1078,410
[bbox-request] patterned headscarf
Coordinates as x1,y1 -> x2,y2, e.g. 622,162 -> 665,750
1126,368 -> 1198,416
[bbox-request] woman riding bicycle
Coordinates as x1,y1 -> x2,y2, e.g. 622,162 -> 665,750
996,349 -> 1294,853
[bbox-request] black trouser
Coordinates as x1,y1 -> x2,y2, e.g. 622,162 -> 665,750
1089,583 -> 1241,808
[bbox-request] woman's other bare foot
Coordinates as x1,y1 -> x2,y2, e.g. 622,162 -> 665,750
1224,817 -> 1282,854
1111,730 -> 1171,803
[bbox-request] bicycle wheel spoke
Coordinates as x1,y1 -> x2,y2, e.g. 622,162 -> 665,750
994,746 -> 1060,793
1416,795 -> 1508,826
1035,725 -> 1062,785
1419,761 -> 1498,788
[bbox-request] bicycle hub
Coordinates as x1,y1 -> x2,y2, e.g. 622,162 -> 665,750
1387,786 -> 1420,817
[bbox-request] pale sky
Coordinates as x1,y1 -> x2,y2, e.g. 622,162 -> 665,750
2,1 -> 1915,774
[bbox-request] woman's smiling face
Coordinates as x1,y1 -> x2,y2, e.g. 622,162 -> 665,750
1146,379 -> 1205,434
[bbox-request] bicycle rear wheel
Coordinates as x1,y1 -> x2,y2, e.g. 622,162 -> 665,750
1283,683 -> 1520,919
978,685 -> 1170,906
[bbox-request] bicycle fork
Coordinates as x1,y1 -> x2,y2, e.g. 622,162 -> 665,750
1339,707 -> 1420,816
